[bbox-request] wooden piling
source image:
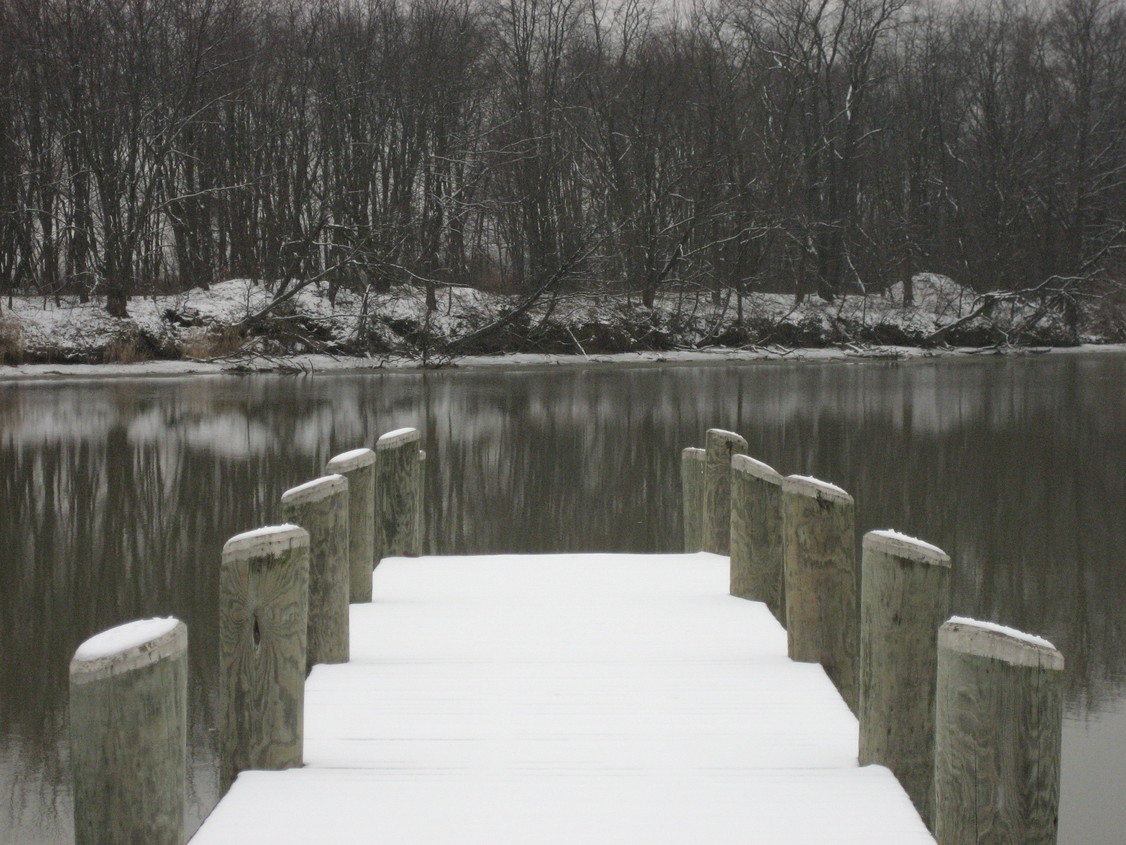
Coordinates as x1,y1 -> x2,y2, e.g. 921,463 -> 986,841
729,454 -> 784,622
281,475 -> 350,671
219,524 -> 309,793
681,447 -> 705,552
781,475 -> 858,713
859,529 -> 951,826
326,448 -> 375,603
70,617 -> 187,845
374,427 -> 421,563
934,617 -> 1064,845
703,429 -> 747,555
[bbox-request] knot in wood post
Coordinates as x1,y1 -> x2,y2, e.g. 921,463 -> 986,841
934,617 -> 1064,845
730,454 -> 784,623
326,448 -> 375,603
374,427 -> 421,563
219,524 -> 310,794
781,474 -> 858,713
859,529 -> 951,827
703,429 -> 747,555
281,474 -> 350,671
680,447 -> 705,552
70,617 -> 187,845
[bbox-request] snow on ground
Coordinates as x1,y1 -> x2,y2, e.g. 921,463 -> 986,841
2,272 -> 1118,378
190,552 -> 935,844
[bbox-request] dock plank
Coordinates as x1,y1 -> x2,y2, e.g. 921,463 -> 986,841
192,553 -> 935,843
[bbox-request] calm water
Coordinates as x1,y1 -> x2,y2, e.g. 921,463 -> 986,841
1,355 -> 1124,843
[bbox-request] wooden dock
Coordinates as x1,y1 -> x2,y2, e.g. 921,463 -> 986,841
189,552 -> 935,844
70,427 -> 1064,844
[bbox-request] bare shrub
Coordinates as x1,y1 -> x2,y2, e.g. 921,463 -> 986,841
179,325 -> 245,360
0,316 -> 25,364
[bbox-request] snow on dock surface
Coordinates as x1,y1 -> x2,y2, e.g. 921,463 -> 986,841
191,553 -> 934,844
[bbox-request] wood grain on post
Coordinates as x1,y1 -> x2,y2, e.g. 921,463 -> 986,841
219,525 -> 309,794
859,529 -> 951,827
730,454 -> 785,622
681,447 -> 705,552
703,429 -> 748,555
281,475 -> 350,671
326,448 -> 375,603
782,474 -> 858,713
374,427 -> 421,563
70,618 -> 187,845
934,617 -> 1064,845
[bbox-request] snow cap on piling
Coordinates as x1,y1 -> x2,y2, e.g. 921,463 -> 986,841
376,428 -> 420,450
782,474 -> 853,504
223,524 -> 309,559
326,448 -> 375,473
281,474 -> 347,506
732,454 -> 783,485
71,618 -> 186,685
865,529 -> 950,566
939,617 -> 1063,670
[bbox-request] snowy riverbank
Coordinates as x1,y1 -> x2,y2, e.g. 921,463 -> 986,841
2,274 -> 1123,379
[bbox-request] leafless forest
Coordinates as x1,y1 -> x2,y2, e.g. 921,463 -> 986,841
1,0 -> 1124,322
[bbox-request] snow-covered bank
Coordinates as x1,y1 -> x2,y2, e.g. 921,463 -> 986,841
4,342 -> 1126,382
1,274 -> 1123,379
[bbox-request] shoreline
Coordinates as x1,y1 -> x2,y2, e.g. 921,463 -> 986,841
3,342 -> 1125,382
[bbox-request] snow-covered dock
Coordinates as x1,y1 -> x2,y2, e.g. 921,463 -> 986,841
190,551 -> 935,844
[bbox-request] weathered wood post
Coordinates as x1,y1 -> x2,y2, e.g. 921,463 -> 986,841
409,449 -> 426,557
729,454 -> 784,622
934,617 -> 1064,845
326,448 -> 375,603
219,525 -> 309,793
703,429 -> 747,555
859,529 -> 951,826
70,617 -> 187,845
374,427 -> 421,563
281,475 -> 350,671
681,447 -> 705,553
782,475 -> 858,713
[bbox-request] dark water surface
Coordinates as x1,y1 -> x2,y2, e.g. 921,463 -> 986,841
1,355 -> 1124,843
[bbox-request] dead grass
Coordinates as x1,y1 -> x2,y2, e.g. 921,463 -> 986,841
179,324 -> 245,360
0,315 -> 25,364
102,329 -> 148,364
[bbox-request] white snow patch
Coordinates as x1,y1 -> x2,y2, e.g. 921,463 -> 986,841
784,474 -> 852,502
946,616 -> 1057,652
223,524 -> 309,558
866,529 -> 949,564
732,453 -> 783,484
191,553 -> 934,844
327,448 -> 375,469
281,474 -> 347,505
376,427 -> 419,449
73,617 -> 180,662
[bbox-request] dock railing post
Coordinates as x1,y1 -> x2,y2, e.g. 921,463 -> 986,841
703,429 -> 747,555
729,454 -> 785,622
281,475 -> 350,671
859,530 -> 951,827
934,617 -> 1064,845
69,618 -> 187,845
219,525 -> 309,793
681,447 -> 705,552
782,475 -> 858,713
374,427 -> 421,563
326,448 -> 375,603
